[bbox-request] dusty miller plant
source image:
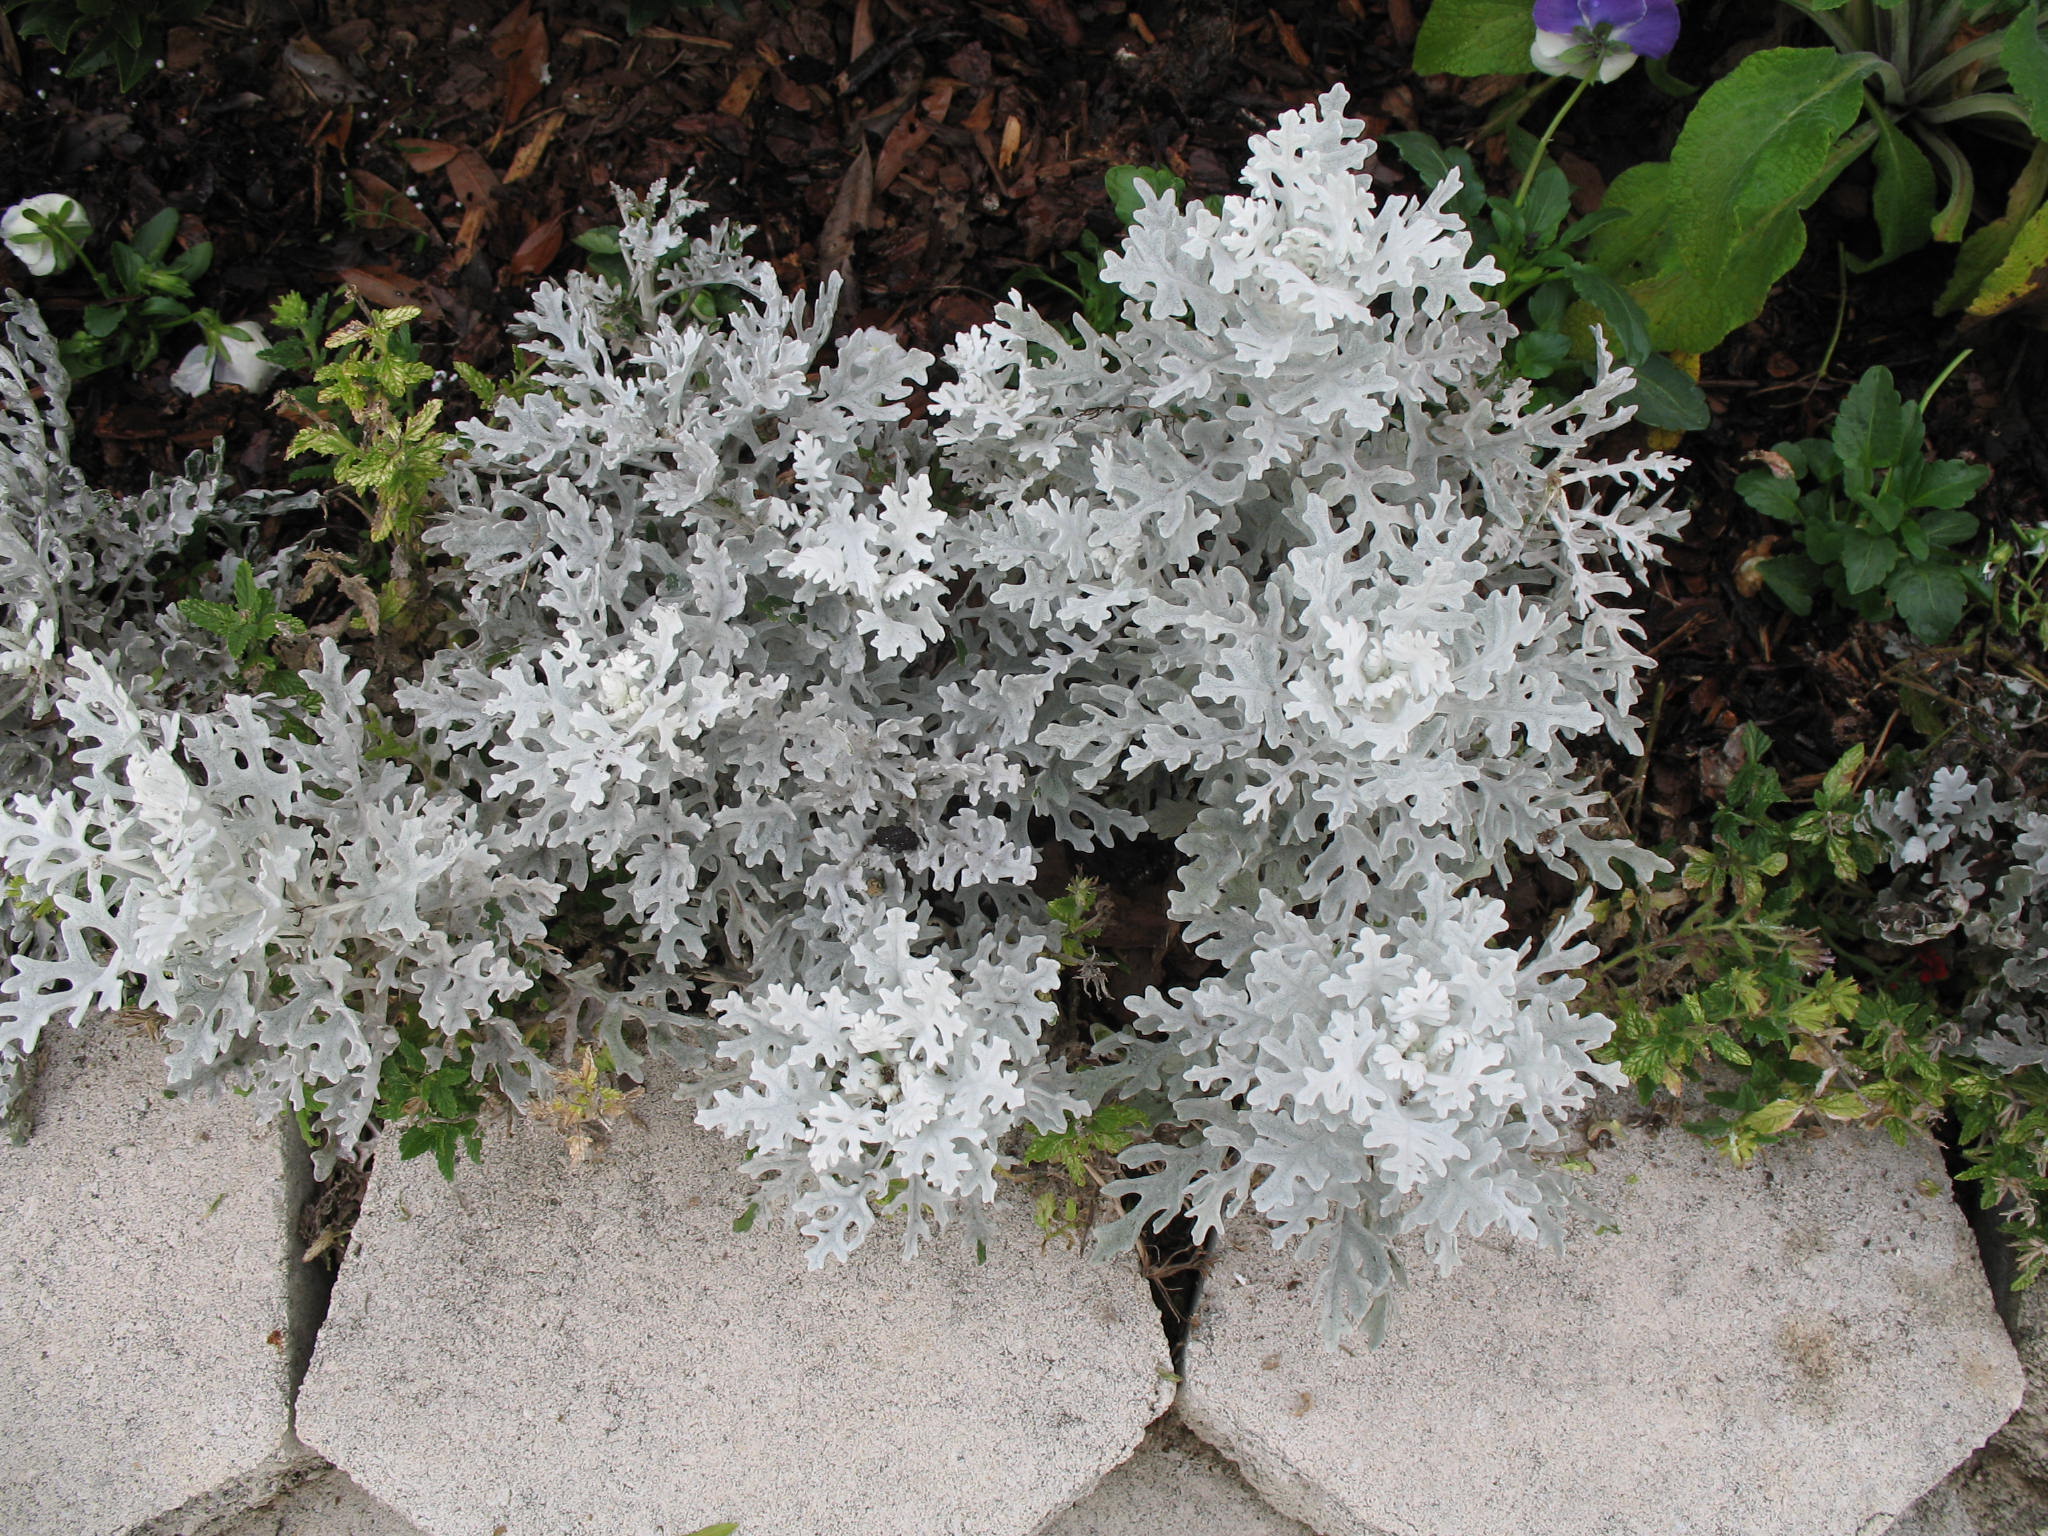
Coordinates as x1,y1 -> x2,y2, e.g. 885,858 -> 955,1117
0,295 -> 309,1130
0,88 -> 1686,1340
1868,761 -> 2048,1071
928,86 -> 1684,1339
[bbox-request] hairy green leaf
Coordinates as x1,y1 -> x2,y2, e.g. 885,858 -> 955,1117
1585,49 -> 1877,353
1412,0 -> 1536,76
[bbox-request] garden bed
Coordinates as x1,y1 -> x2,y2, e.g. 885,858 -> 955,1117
6,0 -> 2048,1530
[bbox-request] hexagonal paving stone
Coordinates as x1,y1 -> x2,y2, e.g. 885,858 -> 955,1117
298,1069 -> 1173,1536
1179,1119 -> 2022,1536
0,1017 -> 320,1536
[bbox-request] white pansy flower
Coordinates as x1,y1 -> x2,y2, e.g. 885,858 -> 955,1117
2,194 -> 92,276
171,321 -> 280,397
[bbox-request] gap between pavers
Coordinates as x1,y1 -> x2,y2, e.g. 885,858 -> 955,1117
0,1015 -> 327,1536
1176,1115 -> 2023,1536
296,1063 -> 1175,1536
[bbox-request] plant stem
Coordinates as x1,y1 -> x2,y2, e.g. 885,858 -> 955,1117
1918,347 -> 1972,411
28,210 -> 113,300
1815,244 -> 1850,385
1515,72 -> 1595,208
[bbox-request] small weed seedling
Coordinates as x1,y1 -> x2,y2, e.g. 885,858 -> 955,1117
1737,361 -> 1988,642
275,298 -> 453,543
177,557 -> 315,710
1591,729 -> 1938,1164
372,1016 -> 487,1180
1019,1103 -> 1149,1244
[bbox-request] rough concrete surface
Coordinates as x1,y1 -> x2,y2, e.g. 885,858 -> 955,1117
204,1465 -> 427,1536
1179,1119 -> 2022,1536
1037,1417 -> 1316,1536
0,1016 -> 320,1536
298,1070 -> 1174,1536
1883,1481 -> 1985,1536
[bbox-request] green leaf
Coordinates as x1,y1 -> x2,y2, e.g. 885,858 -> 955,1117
1735,467 -> 1804,522
1412,0 -> 1536,76
177,598 -> 240,636
1891,455 -> 1989,509
108,242 -> 143,294
1620,350 -> 1712,431
131,207 -> 179,263
1761,554 -> 1821,614
1834,366 -> 1918,475
1741,1099 -> 1807,1136
82,304 -> 125,338
1563,264 -> 1650,361
683,1524 -> 741,1536
1584,49 -> 1877,354
2004,4 -> 2048,139
1389,132 -> 1487,222
1938,211 -> 2028,313
1819,742 -> 1867,804
1916,506 -> 1980,545
1965,198 -> 2048,316
1521,165 -> 1573,247
1513,330 -> 1572,379
1888,562 -> 1970,640
732,1201 -> 758,1233
1104,165 -> 1186,224
1846,110 -> 1935,272
1840,528 -> 1901,593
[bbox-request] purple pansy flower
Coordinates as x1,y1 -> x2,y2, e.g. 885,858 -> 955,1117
1530,0 -> 1679,81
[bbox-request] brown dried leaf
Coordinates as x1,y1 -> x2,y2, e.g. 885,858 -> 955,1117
346,169 -> 439,238
503,110 -> 563,185
336,266 -> 445,320
849,0 -> 875,62
282,35 -> 369,104
394,137 -> 461,172
490,2 -> 550,129
719,62 -> 766,117
998,114 -> 1023,173
1022,0 -> 1084,47
444,148 -> 502,210
1742,449 -> 1798,480
638,27 -> 733,47
769,69 -> 814,113
1735,535 -> 1781,599
503,213 -> 565,282
819,142 -> 874,283
450,202 -> 493,270
875,111 -> 935,192
1269,9 -> 1312,68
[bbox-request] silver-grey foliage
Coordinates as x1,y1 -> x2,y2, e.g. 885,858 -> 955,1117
0,89 -> 1686,1337
1869,762 -> 2048,1072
